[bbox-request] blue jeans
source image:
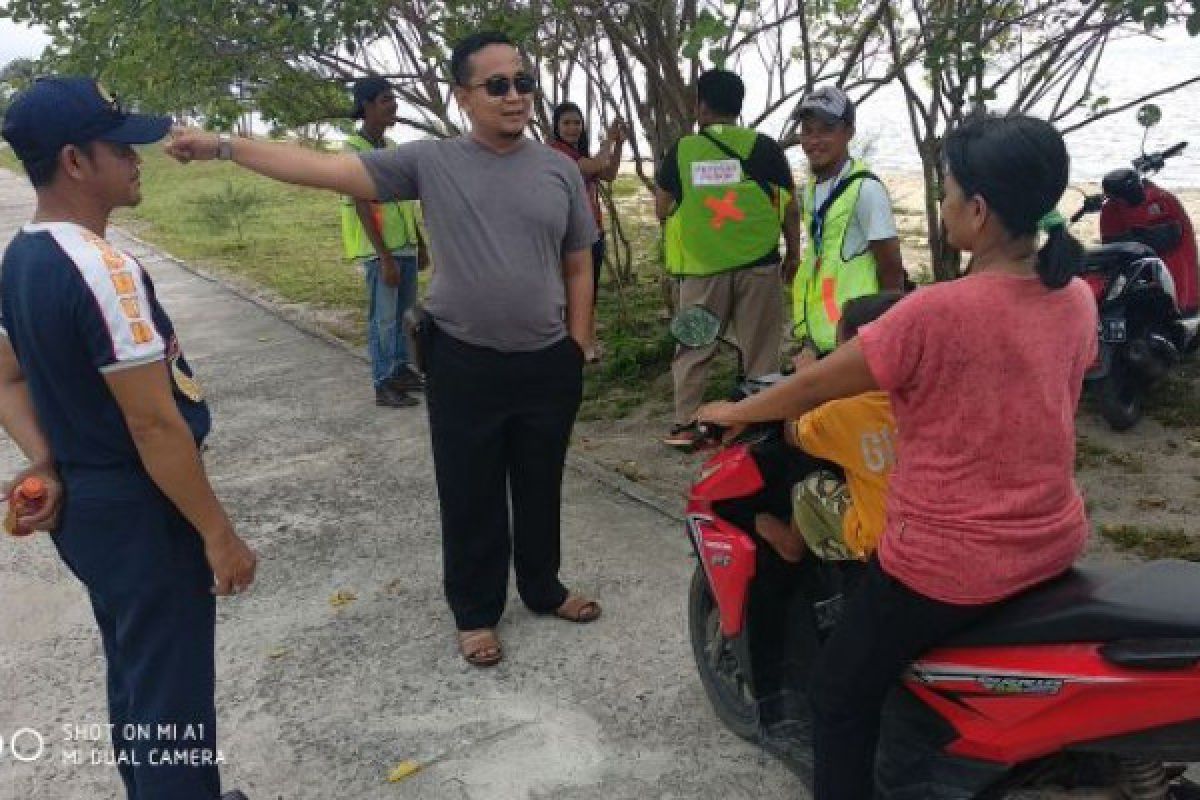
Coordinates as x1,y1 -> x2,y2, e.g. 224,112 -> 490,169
363,251 -> 417,388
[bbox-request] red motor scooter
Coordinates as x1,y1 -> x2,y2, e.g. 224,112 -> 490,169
1071,103 -> 1199,431
674,305 -> 1200,798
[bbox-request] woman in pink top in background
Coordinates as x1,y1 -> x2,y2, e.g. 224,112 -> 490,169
696,113 -> 1098,800
549,102 -> 625,361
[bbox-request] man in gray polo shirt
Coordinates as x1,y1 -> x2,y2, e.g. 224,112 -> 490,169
167,31 -> 600,668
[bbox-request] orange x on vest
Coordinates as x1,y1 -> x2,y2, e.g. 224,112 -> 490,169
704,192 -> 745,230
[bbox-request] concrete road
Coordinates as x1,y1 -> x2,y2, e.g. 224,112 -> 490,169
0,168 -> 797,800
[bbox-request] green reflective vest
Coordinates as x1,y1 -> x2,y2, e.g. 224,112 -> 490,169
665,125 -> 786,277
792,159 -> 881,353
340,133 -> 419,260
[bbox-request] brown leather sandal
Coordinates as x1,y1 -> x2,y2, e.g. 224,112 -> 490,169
457,629 -> 503,667
553,593 -> 602,624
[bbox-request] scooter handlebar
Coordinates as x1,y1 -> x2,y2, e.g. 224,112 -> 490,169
694,422 -> 727,448
1134,142 -> 1187,173
1163,141 -> 1188,159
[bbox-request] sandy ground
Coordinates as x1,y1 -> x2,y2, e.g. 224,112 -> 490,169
0,169 -> 798,800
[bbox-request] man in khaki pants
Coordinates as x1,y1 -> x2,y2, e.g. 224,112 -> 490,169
655,69 -> 800,448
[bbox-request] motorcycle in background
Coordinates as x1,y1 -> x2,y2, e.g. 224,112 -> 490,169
1071,103 -> 1200,431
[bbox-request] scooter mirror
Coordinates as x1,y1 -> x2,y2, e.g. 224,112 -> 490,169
670,304 -> 722,348
1137,104 -> 1162,129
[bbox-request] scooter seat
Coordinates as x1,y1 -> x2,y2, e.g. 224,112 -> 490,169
949,560 -> 1200,647
1083,242 -> 1157,271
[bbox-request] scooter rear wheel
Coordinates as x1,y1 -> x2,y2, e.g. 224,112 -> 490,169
688,564 -> 759,741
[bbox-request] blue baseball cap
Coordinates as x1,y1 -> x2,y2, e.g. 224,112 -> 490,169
2,76 -> 173,165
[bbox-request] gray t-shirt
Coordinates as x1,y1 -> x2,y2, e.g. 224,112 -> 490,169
360,136 -> 597,352
807,160 -> 898,261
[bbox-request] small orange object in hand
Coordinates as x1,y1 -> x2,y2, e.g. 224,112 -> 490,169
4,477 -> 47,537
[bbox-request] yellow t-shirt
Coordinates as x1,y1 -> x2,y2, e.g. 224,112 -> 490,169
791,391 -> 896,557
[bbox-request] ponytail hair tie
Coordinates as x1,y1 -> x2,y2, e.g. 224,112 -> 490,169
1038,209 -> 1066,232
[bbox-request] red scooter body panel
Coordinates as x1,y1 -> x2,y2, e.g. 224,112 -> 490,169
908,643 -> 1200,765
686,444 -> 763,636
689,514 -> 757,636
1100,181 -> 1200,313
689,444 -> 765,505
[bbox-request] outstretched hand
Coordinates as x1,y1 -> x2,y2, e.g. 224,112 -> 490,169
164,126 -> 219,164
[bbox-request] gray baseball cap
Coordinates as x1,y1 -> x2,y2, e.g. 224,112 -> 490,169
795,86 -> 855,127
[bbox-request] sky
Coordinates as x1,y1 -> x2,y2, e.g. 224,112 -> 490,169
0,17 -> 49,67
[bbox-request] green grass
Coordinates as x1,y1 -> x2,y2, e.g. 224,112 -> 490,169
1075,434 -> 1112,470
1148,360 -> 1200,430
579,203 -> 679,421
1074,434 -> 1149,474
1100,524 -> 1200,561
121,148 -> 363,311
1105,450 -> 1147,474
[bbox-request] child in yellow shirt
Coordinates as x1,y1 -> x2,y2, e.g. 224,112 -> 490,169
757,292 -> 904,562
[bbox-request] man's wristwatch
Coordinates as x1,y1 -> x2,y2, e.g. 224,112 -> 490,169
216,133 -> 234,161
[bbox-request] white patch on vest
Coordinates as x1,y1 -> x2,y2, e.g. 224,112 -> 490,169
691,159 -> 742,186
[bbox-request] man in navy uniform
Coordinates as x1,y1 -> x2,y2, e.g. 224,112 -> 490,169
0,77 -> 256,800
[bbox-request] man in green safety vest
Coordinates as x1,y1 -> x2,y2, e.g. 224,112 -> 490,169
791,86 -> 905,365
655,69 -> 801,449
341,76 -> 426,408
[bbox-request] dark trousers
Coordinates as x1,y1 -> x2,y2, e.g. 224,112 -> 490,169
809,558 -> 994,800
54,468 -> 220,800
592,236 -> 606,301
425,324 -> 584,630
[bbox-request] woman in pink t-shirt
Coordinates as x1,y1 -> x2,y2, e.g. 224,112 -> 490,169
697,114 -> 1097,800
549,103 -> 625,361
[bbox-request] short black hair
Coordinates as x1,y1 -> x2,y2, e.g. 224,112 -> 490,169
839,291 -> 905,342
23,142 -> 95,189
696,69 -> 744,117
551,101 -> 589,157
450,31 -> 516,87
352,75 -> 393,119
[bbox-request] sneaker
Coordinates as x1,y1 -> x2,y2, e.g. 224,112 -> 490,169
375,385 -> 419,408
385,366 -> 425,393
663,422 -> 701,449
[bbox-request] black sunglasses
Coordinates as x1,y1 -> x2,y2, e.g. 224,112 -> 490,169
468,73 -> 536,98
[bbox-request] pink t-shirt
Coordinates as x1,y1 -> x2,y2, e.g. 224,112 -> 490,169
549,140 -> 603,229
858,272 -> 1098,605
